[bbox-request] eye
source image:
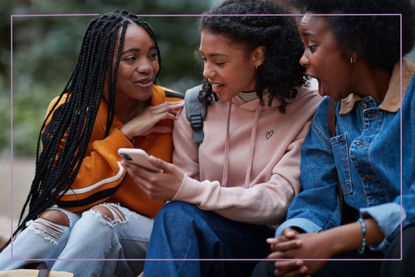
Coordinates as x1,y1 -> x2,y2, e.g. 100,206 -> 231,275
149,51 -> 158,61
307,45 -> 317,53
215,61 -> 225,66
124,55 -> 137,62
198,54 -> 207,63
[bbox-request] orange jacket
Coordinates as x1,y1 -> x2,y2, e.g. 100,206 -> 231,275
44,85 -> 183,218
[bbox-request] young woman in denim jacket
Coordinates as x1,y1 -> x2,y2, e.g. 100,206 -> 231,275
252,0 -> 415,276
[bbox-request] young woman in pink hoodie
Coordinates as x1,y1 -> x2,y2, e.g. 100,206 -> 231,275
122,0 -> 322,276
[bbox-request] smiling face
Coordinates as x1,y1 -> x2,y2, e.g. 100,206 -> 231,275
199,30 -> 261,102
116,24 -> 160,103
299,14 -> 355,101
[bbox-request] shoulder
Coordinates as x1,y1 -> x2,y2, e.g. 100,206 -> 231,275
293,86 -> 323,108
281,86 -> 324,124
153,84 -> 184,101
45,93 -> 69,118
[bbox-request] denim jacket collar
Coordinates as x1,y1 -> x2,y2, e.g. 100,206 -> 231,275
339,59 -> 415,115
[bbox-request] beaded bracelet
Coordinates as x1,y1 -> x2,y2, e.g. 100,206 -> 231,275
358,217 -> 367,255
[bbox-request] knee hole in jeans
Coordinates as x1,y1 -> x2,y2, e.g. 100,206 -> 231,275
26,210 -> 70,244
39,210 -> 70,227
90,204 -> 126,224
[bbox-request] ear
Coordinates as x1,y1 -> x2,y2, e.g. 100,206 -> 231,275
346,49 -> 358,64
251,46 -> 266,68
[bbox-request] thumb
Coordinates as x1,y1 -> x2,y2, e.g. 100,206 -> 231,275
148,155 -> 176,173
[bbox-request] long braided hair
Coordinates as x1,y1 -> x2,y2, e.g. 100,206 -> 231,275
198,0 -> 306,112
15,10 -> 161,236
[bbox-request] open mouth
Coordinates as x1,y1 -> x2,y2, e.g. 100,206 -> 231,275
134,78 -> 153,88
210,83 -> 224,94
306,74 -> 325,97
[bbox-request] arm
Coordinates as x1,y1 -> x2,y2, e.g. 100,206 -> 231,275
270,219 -> 384,276
39,96 -> 129,211
127,101 -> 317,224
172,133 -> 306,224
359,77 -> 415,250
56,99 -> 183,212
276,99 -> 342,235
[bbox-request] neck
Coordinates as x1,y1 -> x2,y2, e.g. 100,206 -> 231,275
352,63 -> 392,101
240,89 -> 256,93
116,97 -> 149,123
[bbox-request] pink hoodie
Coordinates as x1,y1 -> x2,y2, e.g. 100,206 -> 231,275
172,86 -> 322,225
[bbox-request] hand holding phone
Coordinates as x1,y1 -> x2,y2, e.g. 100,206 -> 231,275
118,148 -> 161,173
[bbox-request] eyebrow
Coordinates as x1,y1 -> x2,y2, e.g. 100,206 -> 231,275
121,45 -> 157,55
121,48 -> 139,55
301,31 -> 313,37
198,50 -> 228,58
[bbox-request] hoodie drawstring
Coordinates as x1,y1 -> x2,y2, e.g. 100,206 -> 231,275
244,105 -> 261,187
221,101 -> 262,187
221,101 -> 232,186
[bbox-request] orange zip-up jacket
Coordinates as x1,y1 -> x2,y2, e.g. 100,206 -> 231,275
43,85 -> 183,218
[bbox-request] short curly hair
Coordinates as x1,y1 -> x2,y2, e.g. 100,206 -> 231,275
198,0 -> 306,112
293,0 -> 415,71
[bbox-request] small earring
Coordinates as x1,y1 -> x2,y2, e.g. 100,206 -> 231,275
350,56 -> 356,64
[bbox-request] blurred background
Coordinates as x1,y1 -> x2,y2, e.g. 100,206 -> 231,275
0,0 -> 220,242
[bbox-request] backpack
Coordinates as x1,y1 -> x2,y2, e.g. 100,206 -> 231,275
184,85 -> 206,145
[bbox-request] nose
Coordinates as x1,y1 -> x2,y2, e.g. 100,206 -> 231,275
137,58 -> 152,74
299,51 -> 309,68
202,63 -> 214,80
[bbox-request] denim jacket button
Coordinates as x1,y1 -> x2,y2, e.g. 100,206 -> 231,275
363,174 -> 374,181
361,103 -> 368,110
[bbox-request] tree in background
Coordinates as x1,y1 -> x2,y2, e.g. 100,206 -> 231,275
1,0 -> 212,156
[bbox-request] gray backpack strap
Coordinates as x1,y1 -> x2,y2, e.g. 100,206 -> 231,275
184,85 -> 206,145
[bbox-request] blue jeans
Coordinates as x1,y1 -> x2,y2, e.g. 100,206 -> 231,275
144,201 -> 274,277
0,203 -> 153,276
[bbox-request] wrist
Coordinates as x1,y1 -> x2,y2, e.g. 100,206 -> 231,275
323,224 -> 357,255
357,217 -> 367,254
320,229 -> 343,256
120,126 -> 133,140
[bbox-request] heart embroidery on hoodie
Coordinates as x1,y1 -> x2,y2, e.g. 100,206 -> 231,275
266,130 -> 274,140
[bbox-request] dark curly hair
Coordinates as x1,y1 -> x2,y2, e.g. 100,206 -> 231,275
198,0 -> 306,112
12,11 -> 160,240
292,0 -> 415,72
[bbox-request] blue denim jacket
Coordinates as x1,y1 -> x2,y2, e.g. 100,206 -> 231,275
276,61 -> 415,251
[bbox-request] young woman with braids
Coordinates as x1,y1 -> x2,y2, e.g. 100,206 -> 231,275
121,1 -> 322,276
0,10 -> 183,276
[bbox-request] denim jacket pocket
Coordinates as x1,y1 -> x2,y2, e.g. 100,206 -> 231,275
330,133 -> 353,195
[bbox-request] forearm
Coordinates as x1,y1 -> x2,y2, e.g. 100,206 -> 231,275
325,218 -> 385,255
173,175 -> 293,224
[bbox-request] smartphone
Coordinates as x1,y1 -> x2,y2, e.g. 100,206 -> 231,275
118,148 -> 161,173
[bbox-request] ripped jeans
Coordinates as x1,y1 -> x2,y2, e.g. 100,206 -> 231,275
0,203 -> 154,277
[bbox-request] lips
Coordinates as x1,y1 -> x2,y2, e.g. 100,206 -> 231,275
134,77 -> 153,88
306,73 -> 325,97
208,80 -> 224,94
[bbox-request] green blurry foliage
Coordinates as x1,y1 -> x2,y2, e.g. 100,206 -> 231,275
1,0 -> 210,157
